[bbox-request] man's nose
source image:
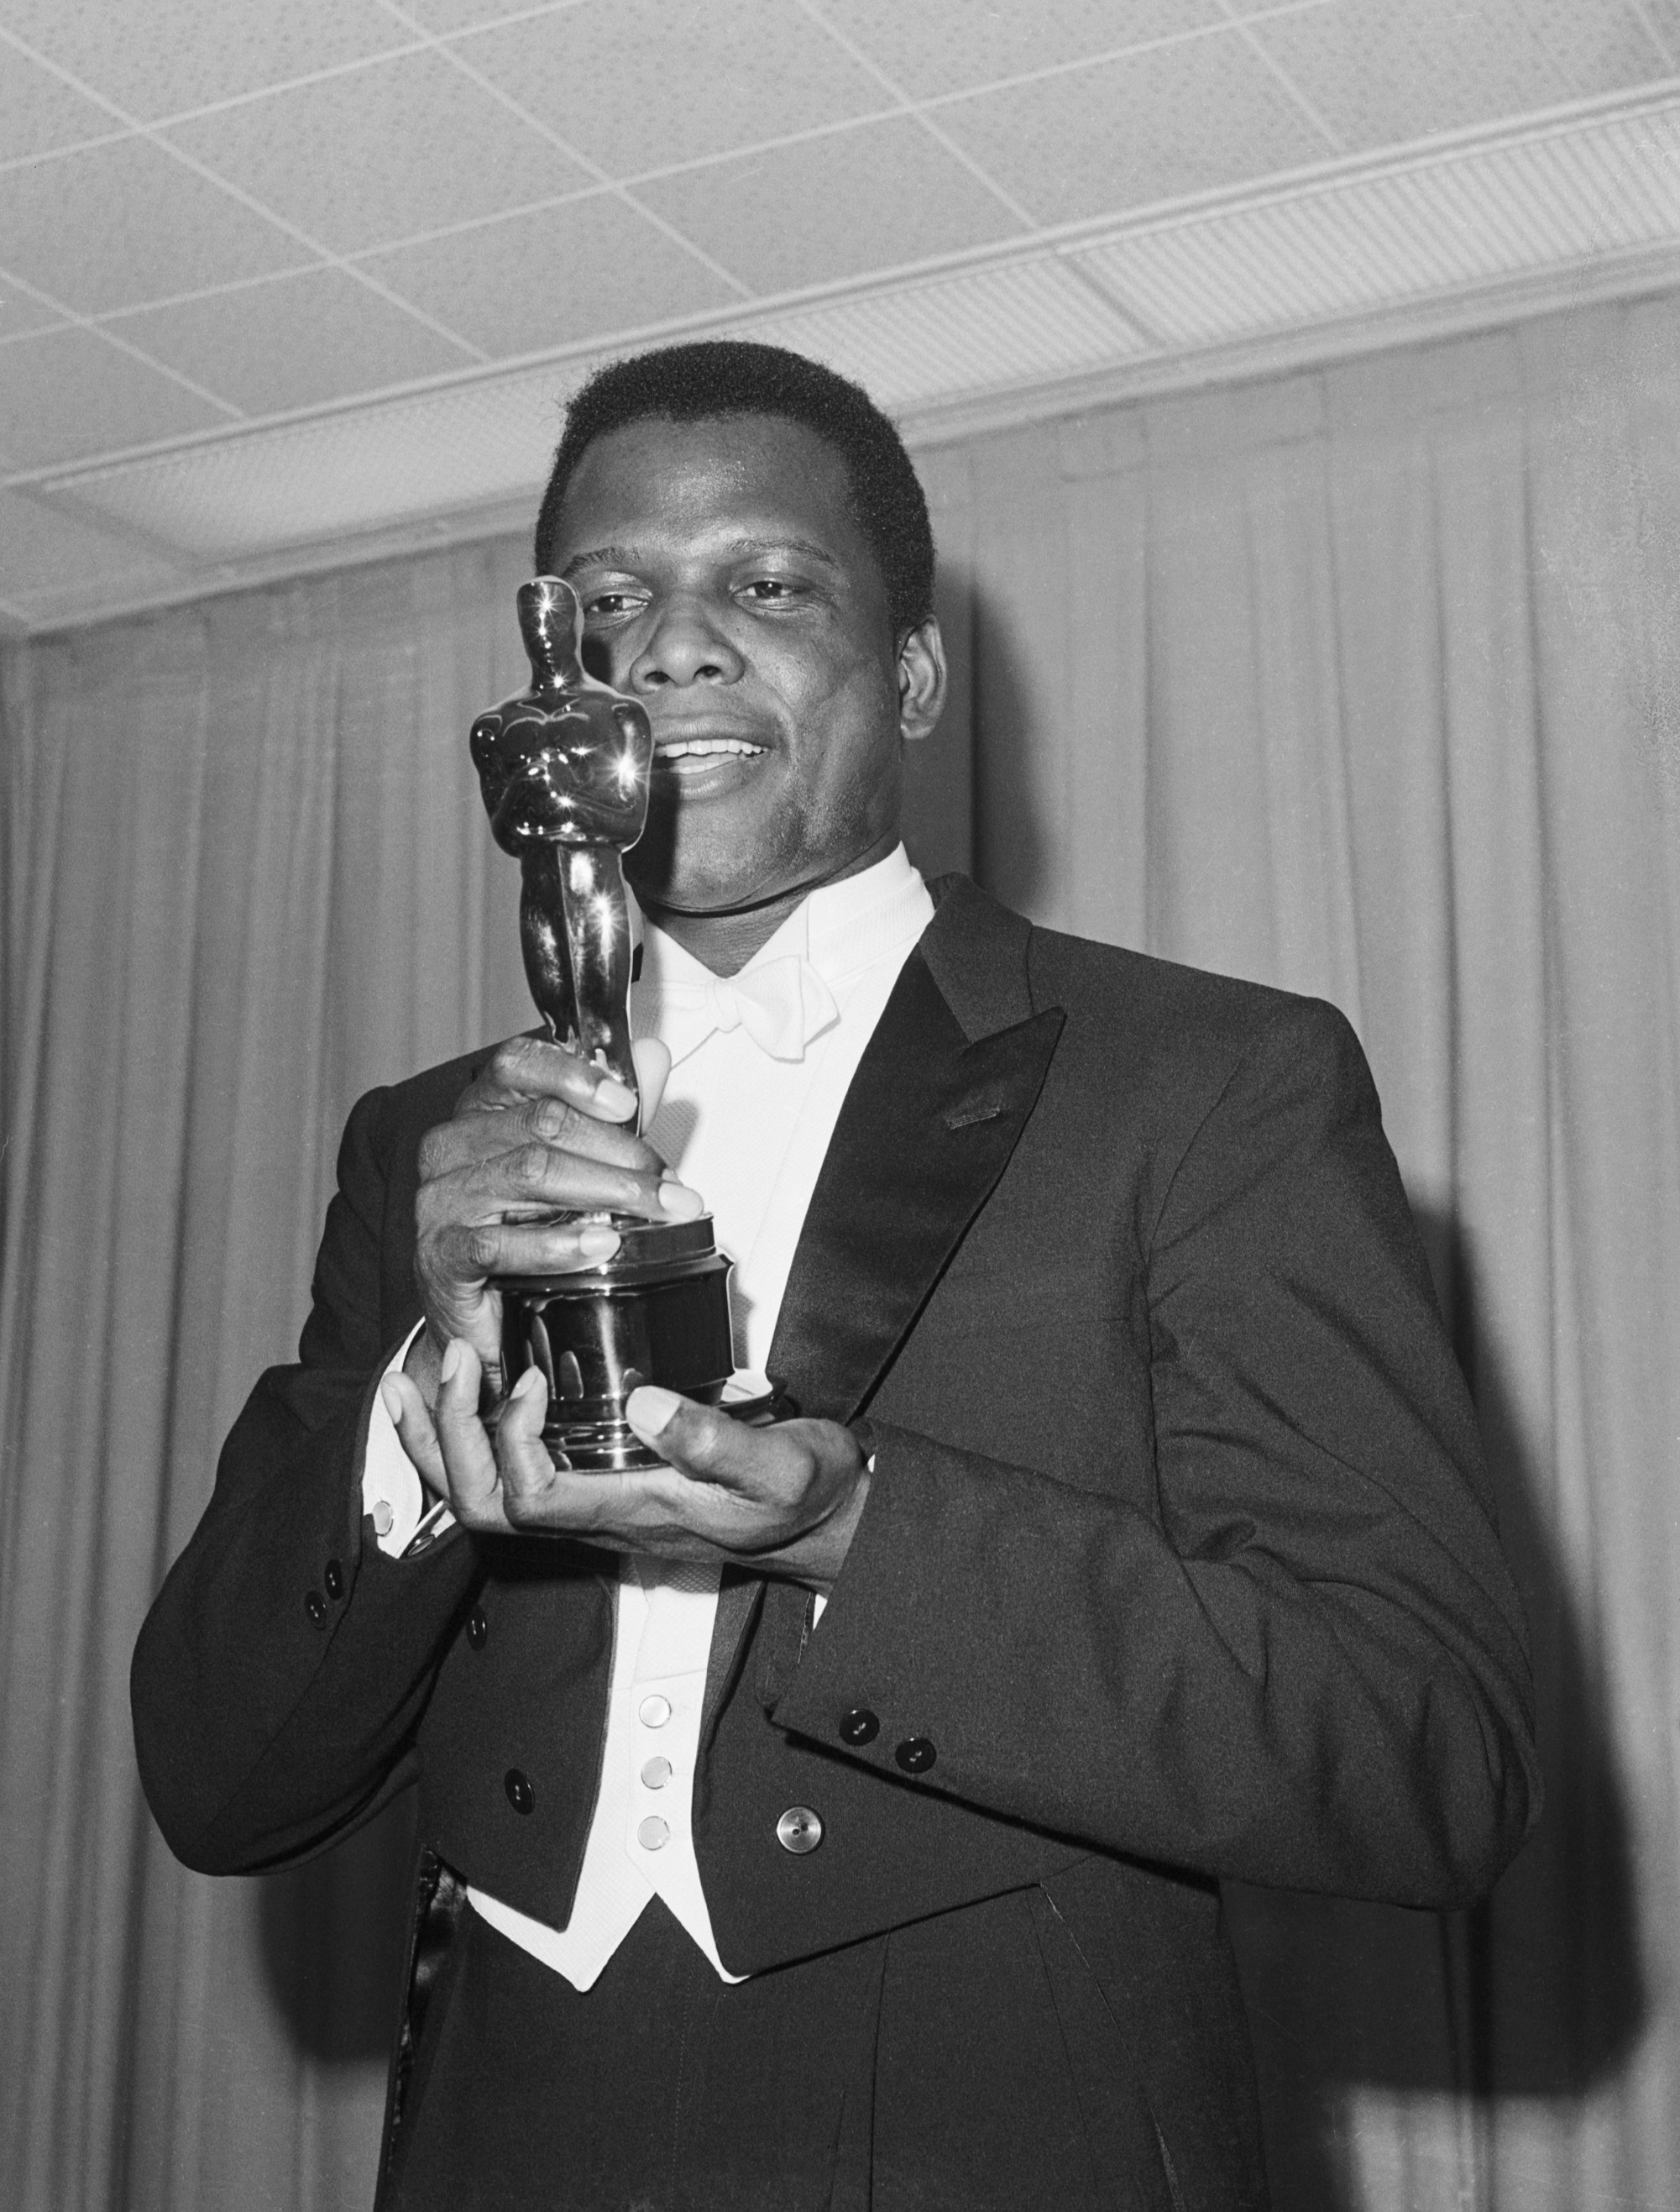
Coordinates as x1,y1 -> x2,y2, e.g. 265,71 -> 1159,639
628,596 -> 745,689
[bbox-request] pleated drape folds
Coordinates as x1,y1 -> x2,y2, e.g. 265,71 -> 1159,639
3,294 -> 1677,2209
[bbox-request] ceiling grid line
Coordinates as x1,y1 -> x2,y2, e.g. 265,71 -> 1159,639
0,257 -> 249,417
1212,0 -> 1346,155
0,22 -> 498,366
370,0 -> 756,299
1626,0 -> 1678,70
791,0 -> 1042,233
8,2 -> 1680,632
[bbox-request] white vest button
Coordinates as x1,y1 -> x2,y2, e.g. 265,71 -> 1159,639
636,1816 -> 671,1851
638,1694 -> 672,1727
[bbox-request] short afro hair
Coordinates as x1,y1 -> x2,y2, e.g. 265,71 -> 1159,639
533,340 -> 934,637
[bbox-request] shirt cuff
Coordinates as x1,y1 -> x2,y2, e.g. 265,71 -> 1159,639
363,1322 -> 456,1559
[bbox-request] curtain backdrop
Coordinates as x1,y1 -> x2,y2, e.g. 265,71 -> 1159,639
3,293 -> 1677,2211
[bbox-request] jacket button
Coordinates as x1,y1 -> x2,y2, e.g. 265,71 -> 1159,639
323,1559 -> 344,1601
466,1610 -> 488,1649
840,1706 -> 879,1745
304,1591 -> 327,1628
895,1736 -> 936,1774
504,1768 -> 534,1815
776,1806 -> 824,1855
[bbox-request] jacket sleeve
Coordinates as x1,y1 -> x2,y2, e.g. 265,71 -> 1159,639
130,1084 -> 479,1875
769,998 -> 1541,1909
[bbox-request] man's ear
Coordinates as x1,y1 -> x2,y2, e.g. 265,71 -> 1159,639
897,617 -> 947,743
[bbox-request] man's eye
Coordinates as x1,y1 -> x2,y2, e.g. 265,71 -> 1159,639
582,592 -> 639,619
741,578 -> 798,602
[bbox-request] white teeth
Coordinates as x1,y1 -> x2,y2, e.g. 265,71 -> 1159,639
656,737 -> 763,758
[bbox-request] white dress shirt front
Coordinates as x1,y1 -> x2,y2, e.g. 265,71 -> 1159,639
361,846 -> 934,1988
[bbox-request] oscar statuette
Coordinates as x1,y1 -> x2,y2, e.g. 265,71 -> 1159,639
469,576 -> 771,1469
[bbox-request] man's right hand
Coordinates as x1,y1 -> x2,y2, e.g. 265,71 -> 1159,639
406,1031 -> 699,1414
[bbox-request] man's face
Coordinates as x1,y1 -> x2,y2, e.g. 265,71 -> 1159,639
545,412 -> 943,916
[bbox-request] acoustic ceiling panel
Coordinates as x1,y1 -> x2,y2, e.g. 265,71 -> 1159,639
457,0 -> 887,177
163,47 -> 594,257
0,324 -> 228,472
105,268 -> 477,418
632,116 -> 1022,294
35,359 -> 593,560
0,0 -> 408,121
0,134 -> 309,315
1074,105 -> 1680,347
932,29 -> 1332,226
815,0 -> 1227,101
746,259 -> 1150,413
8,2 -> 1680,631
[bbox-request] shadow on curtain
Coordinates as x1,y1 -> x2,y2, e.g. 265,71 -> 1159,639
2,294 -> 1676,2210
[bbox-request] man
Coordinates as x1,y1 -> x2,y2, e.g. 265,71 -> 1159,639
133,342 -> 1540,2210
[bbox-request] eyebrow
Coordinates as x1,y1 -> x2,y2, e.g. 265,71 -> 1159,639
558,535 -> 844,578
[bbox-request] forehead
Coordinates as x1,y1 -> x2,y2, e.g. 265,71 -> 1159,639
551,413 -> 873,576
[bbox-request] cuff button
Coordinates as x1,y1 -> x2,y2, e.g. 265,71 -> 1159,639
776,1806 -> 824,1855
504,1768 -> 534,1816
839,1706 -> 879,1746
371,1500 -> 395,1538
304,1591 -> 327,1628
323,1559 -> 344,1601
895,1736 -> 936,1775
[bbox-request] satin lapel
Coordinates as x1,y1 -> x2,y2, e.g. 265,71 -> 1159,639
699,1568 -> 764,1744
766,879 -> 1065,1423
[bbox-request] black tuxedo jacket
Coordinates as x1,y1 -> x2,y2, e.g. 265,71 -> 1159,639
133,878 -> 1539,2206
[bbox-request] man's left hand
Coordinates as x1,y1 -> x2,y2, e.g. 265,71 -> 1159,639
381,1343 -> 870,1593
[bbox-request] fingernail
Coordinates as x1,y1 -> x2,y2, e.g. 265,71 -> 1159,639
379,1377 -> 404,1423
659,1181 -> 704,1221
535,1100 -> 567,1139
627,1385 -> 682,1436
595,1077 -> 637,1118
512,1365 -> 544,1399
440,1339 -> 463,1386
579,1225 -> 620,1261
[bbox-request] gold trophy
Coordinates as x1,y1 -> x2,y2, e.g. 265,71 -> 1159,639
469,578 -> 768,1469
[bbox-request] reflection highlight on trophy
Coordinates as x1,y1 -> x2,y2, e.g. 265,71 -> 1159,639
468,577 -> 774,1470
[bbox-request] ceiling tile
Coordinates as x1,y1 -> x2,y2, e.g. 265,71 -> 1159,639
461,0 -> 887,175
403,0 -> 576,28
935,30 -> 1331,225
0,0 -> 410,122
746,259 -> 1148,412
0,277 -> 66,341
1521,0 -> 1674,86
1641,0 -> 1680,63
103,269 -> 479,417
1253,0 -> 1664,154
165,49 -> 593,256
0,325 -> 226,469
0,488 -> 184,608
816,0 -> 1223,100
0,43 -> 120,160
0,138 -> 306,314
359,194 -> 735,355
42,366 -> 586,557
636,118 -> 1021,293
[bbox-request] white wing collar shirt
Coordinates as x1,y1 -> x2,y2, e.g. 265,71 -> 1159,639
362,844 -> 934,1988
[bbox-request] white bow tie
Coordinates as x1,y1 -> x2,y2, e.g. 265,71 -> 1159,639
641,952 -> 840,1065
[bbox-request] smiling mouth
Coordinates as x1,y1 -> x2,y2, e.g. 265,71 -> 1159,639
653,736 -> 768,774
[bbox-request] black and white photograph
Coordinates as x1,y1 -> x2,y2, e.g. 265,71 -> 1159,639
1,3 -> 1677,2207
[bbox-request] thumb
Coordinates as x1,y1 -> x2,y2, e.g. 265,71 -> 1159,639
380,1368 -> 449,1497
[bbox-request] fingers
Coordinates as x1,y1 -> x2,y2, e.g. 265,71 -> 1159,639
430,1339 -> 513,1529
380,1368 -> 450,1498
420,1093 -> 665,1181
459,1034 -> 639,1122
